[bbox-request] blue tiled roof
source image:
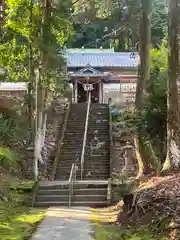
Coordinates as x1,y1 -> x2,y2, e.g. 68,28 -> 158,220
67,51 -> 138,68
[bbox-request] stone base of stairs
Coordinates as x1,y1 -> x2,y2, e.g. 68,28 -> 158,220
33,180 -> 108,208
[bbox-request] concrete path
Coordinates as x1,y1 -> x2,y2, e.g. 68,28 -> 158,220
31,207 -> 94,240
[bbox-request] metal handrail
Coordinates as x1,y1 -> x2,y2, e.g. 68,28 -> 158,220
80,92 -> 91,180
69,163 -> 76,207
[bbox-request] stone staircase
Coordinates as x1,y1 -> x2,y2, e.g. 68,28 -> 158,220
33,103 -> 111,208
34,181 -> 108,207
84,104 -> 110,180
55,103 -> 86,180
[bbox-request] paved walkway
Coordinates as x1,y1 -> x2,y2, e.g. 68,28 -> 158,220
31,207 -> 95,240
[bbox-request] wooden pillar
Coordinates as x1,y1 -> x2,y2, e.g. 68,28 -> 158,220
75,80 -> 78,103
99,82 -> 101,103
99,80 -> 103,103
72,82 -> 75,103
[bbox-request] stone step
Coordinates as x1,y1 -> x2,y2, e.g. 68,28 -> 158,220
58,153 -> 109,157
57,160 -> 109,165
83,169 -> 109,173
83,166 -> 109,170
90,109 -> 108,112
83,167 -> 109,171
65,129 -> 85,132
84,149 -> 110,152
57,157 -> 81,161
59,148 -> 83,152
85,144 -> 110,147
38,189 -> 69,195
38,181 -> 108,189
64,132 -> 85,134
84,155 -> 110,159
83,164 -> 109,168
55,172 -> 81,178
89,116 -> 109,118
67,121 -> 85,124
86,133 -> 110,136
86,136 -> 110,139
84,176 -> 109,180
61,141 -> 83,144
66,125 -> 85,128
56,170 -> 109,177
67,120 -> 108,124
89,110 -> 108,113
61,142 -> 83,146
84,152 -> 110,156
65,126 -> 108,129
55,166 -> 80,171
73,194 -> 106,202
35,195 -> 69,202
74,188 -> 107,195
65,127 -> 109,130
56,164 -> 110,174
33,201 -> 107,207
67,118 -> 86,121
89,113 -> 109,116
55,176 -> 70,180
83,175 -> 109,180
38,185 -> 69,190
55,172 -> 109,178
58,157 -> 81,161
33,201 -> 69,207
84,153 -> 110,156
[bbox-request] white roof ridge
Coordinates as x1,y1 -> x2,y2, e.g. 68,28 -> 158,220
0,82 -> 28,91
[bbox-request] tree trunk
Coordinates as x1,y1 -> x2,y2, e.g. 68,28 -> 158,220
135,0 -> 160,177
33,0 -> 51,180
162,0 -> 180,173
135,0 -> 151,109
27,0 -> 35,145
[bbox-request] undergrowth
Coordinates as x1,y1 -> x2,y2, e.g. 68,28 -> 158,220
95,223 -> 167,240
0,180 -> 45,240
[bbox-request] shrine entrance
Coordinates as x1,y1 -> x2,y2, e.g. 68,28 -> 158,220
68,65 -> 110,103
77,81 -> 100,103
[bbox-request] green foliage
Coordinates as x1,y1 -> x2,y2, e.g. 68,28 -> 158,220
152,0 -> 168,47
143,40 -> 167,161
0,196 -> 44,240
68,0 -> 167,50
0,0 -> 73,91
0,108 -> 28,143
0,176 -> 44,240
112,40 -> 167,163
0,147 -> 18,171
0,109 -> 29,171
95,223 -> 166,240
0,39 -> 28,81
10,180 -> 35,191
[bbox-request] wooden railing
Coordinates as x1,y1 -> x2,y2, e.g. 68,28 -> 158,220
69,163 -> 77,207
51,101 -> 72,180
80,92 -> 91,180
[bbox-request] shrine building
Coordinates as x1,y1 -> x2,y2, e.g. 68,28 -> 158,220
66,48 -> 139,104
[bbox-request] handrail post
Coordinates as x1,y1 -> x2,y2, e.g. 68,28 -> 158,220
68,163 -> 77,207
80,91 -> 91,180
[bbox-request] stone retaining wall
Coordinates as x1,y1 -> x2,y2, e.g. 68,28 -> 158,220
22,98 -> 68,180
